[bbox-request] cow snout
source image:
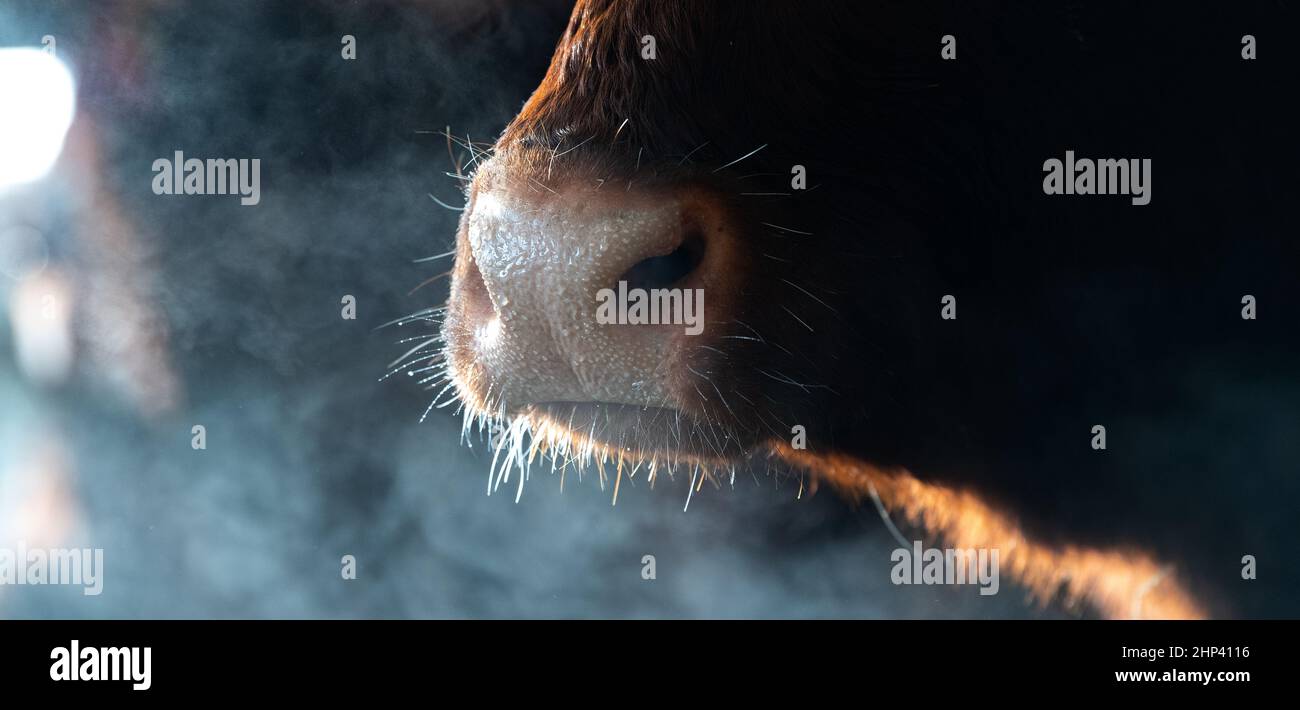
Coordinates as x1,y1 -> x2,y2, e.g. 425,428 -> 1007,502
444,175 -> 740,421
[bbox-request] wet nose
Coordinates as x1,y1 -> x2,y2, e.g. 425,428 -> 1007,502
444,182 -> 732,414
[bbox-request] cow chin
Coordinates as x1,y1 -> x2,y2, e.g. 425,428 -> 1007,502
445,377 -> 764,491
518,401 -> 753,463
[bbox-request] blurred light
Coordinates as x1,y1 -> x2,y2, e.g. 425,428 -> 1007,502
0,436 -> 78,550
0,48 -> 76,192
10,269 -> 74,385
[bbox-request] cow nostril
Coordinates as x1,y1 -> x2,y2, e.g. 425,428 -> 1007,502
618,229 -> 706,291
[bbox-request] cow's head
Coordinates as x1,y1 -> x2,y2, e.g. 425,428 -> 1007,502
442,0 -> 966,477
432,0 -> 1217,620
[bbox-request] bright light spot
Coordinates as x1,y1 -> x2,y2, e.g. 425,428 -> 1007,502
476,316 -> 503,348
10,269 -> 74,384
0,48 -> 76,192
473,190 -> 504,219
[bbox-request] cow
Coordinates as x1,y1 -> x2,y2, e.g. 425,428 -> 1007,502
427,0 -> 1300,618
